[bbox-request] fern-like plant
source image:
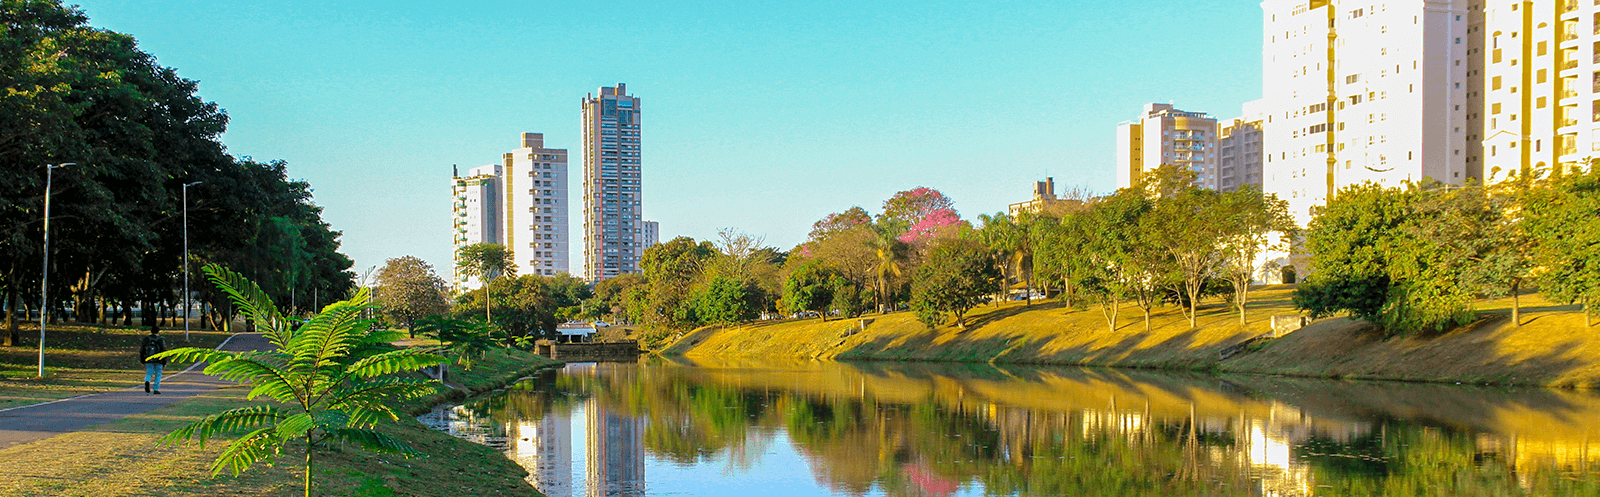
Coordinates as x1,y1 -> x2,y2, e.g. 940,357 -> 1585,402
153,264 -> 445,497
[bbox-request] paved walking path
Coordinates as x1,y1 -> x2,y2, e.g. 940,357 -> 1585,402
0,333 -> 268,451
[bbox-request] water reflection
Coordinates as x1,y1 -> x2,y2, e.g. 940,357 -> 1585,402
423,357 -> 1600,496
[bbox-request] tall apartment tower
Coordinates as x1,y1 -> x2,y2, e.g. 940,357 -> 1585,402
504,133 -> 570,277
581,84 -> 644,282
1474,1 -> 1597,183
1115,103 -> 1221,190
1258,0 -> 1470,225
450,164 -> 503,291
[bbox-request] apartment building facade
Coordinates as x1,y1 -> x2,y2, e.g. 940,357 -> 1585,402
1218,113 -> 1267,192
1474,0 -> 1600,183
1116,103 -> 1222,190
450,164 -> 503,291
1258,0 -> 1471,225
504,133 -> 570,277
581,84 -> 645,282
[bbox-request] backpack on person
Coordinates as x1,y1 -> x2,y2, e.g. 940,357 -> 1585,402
140,336 -> 168,365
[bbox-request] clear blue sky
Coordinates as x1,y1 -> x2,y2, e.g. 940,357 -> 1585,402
73,0 -> 1263,278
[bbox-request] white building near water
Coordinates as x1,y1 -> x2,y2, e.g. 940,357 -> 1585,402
505,133 -> 571,277
450,164 -> 502,292
1256,0 -> 1471,226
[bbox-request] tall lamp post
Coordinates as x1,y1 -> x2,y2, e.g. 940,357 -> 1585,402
183,181 -> 202,341
39,162 -> 74,378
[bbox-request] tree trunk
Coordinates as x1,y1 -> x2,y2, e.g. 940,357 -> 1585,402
1143,307 -> 1151,332
1510,279 -> 1521,327
5,288 -> 18,347
1100,298 -> 1118,332
1237,281 -> 1250,327
1024,257 -> 1032,307
304,433 -> 314,497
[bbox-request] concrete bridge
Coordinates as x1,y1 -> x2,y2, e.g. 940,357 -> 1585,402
534,339 -> 643,362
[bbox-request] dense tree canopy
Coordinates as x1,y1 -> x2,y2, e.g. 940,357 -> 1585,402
2,1 -> 353,345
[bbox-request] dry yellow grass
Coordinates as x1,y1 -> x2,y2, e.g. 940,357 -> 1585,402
664,286 -> 1600,388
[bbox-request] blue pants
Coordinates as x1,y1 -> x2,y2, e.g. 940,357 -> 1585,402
144,363 -> 164,392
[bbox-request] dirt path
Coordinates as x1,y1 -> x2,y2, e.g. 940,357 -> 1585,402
0,333 -> 268,450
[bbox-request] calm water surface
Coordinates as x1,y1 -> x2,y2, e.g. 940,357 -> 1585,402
420,357 -> 1600,496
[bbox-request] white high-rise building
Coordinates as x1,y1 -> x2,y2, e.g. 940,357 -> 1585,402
582,84 -> 644,282
505,133 -> 571,277
450,164 -> 502,292
1474,1 -> 1598,184
1258,0 -> 1471,225
1116,103 -> 1221,190
511,414 -> 573,497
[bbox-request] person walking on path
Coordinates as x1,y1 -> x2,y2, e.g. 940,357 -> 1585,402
139,325 -> 168,394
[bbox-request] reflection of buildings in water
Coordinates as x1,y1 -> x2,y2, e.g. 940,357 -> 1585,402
1483,435 -> 1600,491
587,396 -> 645,497
511,413 -> 573,497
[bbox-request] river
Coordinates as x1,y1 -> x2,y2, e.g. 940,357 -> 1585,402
420,357 -> 1600,496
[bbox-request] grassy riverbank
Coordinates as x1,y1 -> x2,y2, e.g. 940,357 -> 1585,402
0,336 -> 561,496
662,286 -> 1600,388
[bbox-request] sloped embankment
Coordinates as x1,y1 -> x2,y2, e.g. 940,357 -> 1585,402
661,288 -> 1600,388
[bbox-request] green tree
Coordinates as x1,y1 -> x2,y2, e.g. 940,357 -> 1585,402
866,223 -> 912,313
1525,168 -> 1600,326
1296,182 -> 1493,335
829,275 -> 871,319
1080,190 -> 1159,332
373,255 -> 449,337
455,243 -> 516,323
635,237 -> 716,341
694,276 -> 757,328
909,238 -> 999,329
154,265 -> 443,497
1216,187 -> 1296,326
781,259 -> 837,321
1030,204 -> 1096,311
1142,170 -> 1225,329
977,212 -> 1032,306
415,315 -> 501,369
454,275 -> 558,342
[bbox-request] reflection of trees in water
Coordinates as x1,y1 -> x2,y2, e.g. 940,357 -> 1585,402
456,362 -> 1600,496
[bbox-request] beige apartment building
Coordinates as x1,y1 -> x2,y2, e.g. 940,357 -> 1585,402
1218,115 -> 1266,191
1116,103 -> 1222,190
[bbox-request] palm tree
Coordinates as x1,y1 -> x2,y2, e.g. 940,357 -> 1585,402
866,224 -> 911,314
154,264 -> 444,497
455,243 -> 517,323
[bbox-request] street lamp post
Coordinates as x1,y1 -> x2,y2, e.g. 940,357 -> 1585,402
39,162 -> 74,378
183,181 -> 202,341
